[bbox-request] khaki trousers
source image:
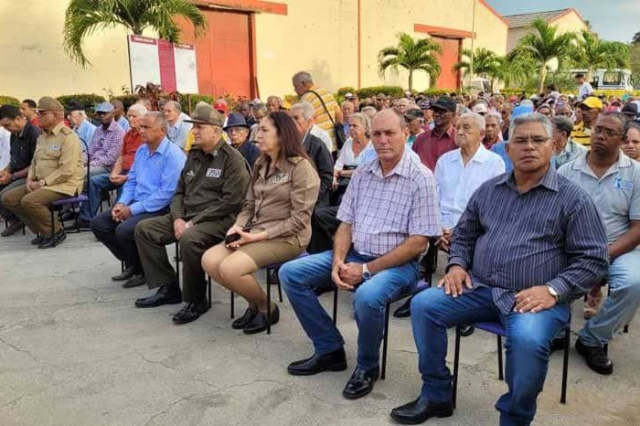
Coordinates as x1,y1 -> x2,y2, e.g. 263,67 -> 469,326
1,186 -> 66,236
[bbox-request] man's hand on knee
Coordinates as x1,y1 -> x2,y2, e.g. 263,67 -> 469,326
437,265 -> 472,298
332,261 -> 353,291
514,285 -> 557,313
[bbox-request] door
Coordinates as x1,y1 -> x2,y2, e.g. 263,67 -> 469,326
433,37 -> 461,90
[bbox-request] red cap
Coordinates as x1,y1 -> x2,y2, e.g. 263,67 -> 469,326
213,99 -> 228,113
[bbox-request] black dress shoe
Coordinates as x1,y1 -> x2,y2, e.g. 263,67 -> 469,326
390,396 -> 454,424
172,302 -> 210,324
1,221 -> 23,237
64,219 -> 91,232
38,230 -> 67,249
393,297 -> 412,318
459,325 -> 475,337
243,304 -> 280,334
135,285 -> 182,308
343,367 -> 379,400
288,348 -> 348,376
31,235 -> 44,245
231,307 -> 258,329
111,266 -> 136,281
122,275 -> 147,288
59,210 -> 78,222
576,337 -> 613,375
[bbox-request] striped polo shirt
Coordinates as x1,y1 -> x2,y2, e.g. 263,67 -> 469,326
571,122 -> 593,148
301,86 -> 339,151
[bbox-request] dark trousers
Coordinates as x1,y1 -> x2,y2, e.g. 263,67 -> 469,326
91,209 -> 167,272
307,205 -> 340,254
135,214 -> 231,303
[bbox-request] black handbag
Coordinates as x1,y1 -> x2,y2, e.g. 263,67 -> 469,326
305,90 -> 346,151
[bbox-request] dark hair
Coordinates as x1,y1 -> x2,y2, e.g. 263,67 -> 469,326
546,84 -> 558,91
625,120 -> 640,137
601,111 -> 628,132
551,116 -> 573,138
254,111 -> 312,175
21,99 -> 37,108
0,105 -> 22,120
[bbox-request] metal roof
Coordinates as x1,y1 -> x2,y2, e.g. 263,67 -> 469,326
504,9 -> 570,28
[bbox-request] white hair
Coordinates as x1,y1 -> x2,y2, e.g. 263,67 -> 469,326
485,111 -> 503,125
292,71 -> 313,85
458,112 -> 486,130
128,104 -> 148,116
165,100 -> 182,112
509,113 -> 553,141
291,102 -> 315,120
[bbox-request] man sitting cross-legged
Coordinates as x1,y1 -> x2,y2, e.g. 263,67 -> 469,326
279,109 -> 441,400
390,113 -> 609,426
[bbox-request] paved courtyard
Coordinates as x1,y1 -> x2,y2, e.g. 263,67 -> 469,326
0,231 -> 638,425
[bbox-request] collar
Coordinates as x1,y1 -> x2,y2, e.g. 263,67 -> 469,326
430,125 -> 454,139
496,164 -> 558,192
48,122 -> 66,136
363,148 -> 412,178
575,151 -> 633,176
146,137 -> 171,156
451,144 -> 491,164
100,120 -> 118,133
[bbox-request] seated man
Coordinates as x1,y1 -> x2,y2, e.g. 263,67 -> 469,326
290,102 -> 334,208
279,109 -> 441,399
2,97 -> 84,248
224,112 -> 260,168
391,113 -> 609,426
90,112 -> 186,288
0,105 -> 40,236
134,105 -> 250,320
88,102 -> 126,174
163,101 -> 192,149
552,116 -> 587,168
558,112 -> 640,375
67,101 -> 96,147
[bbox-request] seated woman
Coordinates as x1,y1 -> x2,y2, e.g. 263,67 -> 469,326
331,112 -> 372,205
202,111 -> 320,334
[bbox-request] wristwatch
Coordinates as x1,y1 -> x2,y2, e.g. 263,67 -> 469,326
39,179 -> 47,187
547,285 -> 559,301
362,263 -> 372,280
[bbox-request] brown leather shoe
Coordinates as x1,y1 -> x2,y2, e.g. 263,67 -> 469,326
1,221 -> 23,237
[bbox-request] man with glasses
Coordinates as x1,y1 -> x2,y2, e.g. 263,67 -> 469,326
392,113 -> 608,425
571,96 -> 602,148
559,112 -> 640,376
1,97 -> 85,248
412,97 -> 457,171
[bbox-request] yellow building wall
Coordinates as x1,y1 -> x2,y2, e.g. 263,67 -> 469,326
552,12 -> 588,35
0,0 -> 136,100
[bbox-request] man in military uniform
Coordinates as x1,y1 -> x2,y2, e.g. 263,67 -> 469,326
2,97 -> 84,249
134,105 -> 250,325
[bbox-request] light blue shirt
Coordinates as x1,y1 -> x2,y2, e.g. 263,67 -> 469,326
167,113 -> 193,149
75,120 -> 96,148
490,141 -> 512,172
117,116 -> 130,132
118,137 -> 186,216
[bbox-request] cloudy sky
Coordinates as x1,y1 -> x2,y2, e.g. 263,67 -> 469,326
487,0 -> 639,42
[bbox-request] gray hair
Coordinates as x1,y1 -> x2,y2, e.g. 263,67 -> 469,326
291,102 -> 315,120
458,112 -> 486,130
508,113 -> 553,141
267,95 -> 282,105
348,112 -> 371,136
361,106 -> 377,118
253,103 -> 267,115
341,100 -> 354,109
145,111 -> 169,132
128,103 -> 148,116
551,116 -> 573,138
485,111 -> 503,125
165,100 -> 182,112
292,71 -> 313,85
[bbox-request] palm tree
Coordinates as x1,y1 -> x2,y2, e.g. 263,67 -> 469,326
64,0 -> 207,67
632,31 -> 640,45
378,32 -> 442,91
511,19 -> 576,94
454,48 -> 502,91
571,30 -> 630,80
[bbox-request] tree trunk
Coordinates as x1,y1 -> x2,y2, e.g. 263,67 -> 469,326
408,69 -> 414,91
537,63 -> 548,95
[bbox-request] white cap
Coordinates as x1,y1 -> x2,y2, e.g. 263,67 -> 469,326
345,92 -> 354,98
472,103 -> 488,114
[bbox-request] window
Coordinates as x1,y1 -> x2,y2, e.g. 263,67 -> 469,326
602,72 -> 622,85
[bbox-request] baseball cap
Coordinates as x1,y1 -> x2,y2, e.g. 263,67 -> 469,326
213,99 -> 228,114
95,102 -> 114,113
65,100 -> 85,112
184,104 -> 224,127
512,104 -> 534,119
418,100 -> 431,110
36,96 -> 64,112
471,103 -> 488,115
345,92 -> 354,99
622,103 -> 638,116
430,96 -> 457,112
580,96 -> 603,110
405,108 -> 424,121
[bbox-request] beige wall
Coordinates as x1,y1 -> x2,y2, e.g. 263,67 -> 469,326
0,0 -> 136,100
507,10 -> 587,52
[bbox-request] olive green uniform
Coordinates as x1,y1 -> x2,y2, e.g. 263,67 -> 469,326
135,140 -> 250,303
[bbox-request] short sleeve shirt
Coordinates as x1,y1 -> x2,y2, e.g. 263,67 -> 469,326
558,153 -> 640,245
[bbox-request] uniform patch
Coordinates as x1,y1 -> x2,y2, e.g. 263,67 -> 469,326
186,170 -> 195,178
206,168 -> 222,178
48,145 -> 61,151
272,172 -> 289,183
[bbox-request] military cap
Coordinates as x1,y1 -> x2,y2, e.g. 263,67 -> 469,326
36,96 -> 64,112
184,104 -> 224,127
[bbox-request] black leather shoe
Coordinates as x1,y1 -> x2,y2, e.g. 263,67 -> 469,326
111,266 -> 136,281
288,348 -> 347,376
343,367 -> 379,400
390,396 -> 454,424
122,275 -> 146,288
576,337 -> 613,375
64,219 -> 91,232
59,210 -> 78,222
243,304 -> 280,334
550,336 -> 567,353
135,285 -> 182,308
172,302 -> 209,324
459,325 -> 475,337
31,235 -> 44,245
1,220 -> 23,237
231,307 -> 258,329
38,230 -> 66,249
393,297 -> 412,318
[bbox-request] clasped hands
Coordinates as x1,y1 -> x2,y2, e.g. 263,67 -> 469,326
438,265 -> 557,313
111,203 -> 132,222
224,225 -> 264,250
331,260 -> 364,291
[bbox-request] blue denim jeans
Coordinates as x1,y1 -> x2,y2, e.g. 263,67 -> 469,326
280,250 -> 419,371
579,250 -> 640,347
79,173 -> 123,221
411,286 -> 570,426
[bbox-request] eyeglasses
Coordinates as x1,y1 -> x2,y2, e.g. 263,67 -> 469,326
511,136 -> 550,146
593,126 -> 623,138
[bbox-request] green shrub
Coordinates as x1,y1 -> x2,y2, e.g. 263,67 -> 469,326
357,86 -> 405,99
180,94 -> 214,113
56,94 -> 106,110
111,94 -> 139,110
0,95 -> 20,106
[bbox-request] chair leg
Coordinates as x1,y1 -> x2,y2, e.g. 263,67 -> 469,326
332,289 -> 338,325
624,325 -> 629,333
267,271 -> 272,335
207,276 -> 212,309
121,261 -> 125,273
561,326 -> 570,404
174,243 -> 180,289
381,301 -> 391,380
274,267 -> 283,303
452,327 -> 462,409
230,291 -> 235,319
50,209 -> 56,247
497,335 -> 504,381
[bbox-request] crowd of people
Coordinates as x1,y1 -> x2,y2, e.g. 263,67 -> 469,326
0,70 -> 639,425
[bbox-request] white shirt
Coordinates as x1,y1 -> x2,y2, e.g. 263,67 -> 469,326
311,124 -> 332,153
578,82 -> 594,100
335,138 -> 371,170
0,127 -> 10,170
435,145 -> 506,228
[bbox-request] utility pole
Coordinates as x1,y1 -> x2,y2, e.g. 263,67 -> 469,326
469,0 -> 476,89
